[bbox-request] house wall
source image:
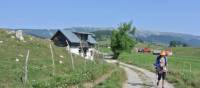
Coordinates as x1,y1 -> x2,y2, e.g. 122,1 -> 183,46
69,47 -> 80,55
85,48 -> 94,60
69,47 -> 94,60
52,32 -> 68,47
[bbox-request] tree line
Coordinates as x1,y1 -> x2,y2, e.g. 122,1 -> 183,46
169,40 -> 189,47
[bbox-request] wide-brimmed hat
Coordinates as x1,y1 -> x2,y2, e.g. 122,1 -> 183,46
160,51 -> 166,56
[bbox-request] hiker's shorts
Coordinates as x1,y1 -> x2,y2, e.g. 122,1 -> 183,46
158,72 -> 166,80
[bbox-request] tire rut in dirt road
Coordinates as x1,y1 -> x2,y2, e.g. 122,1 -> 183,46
122,66 -> 155,88
122,66 -> 143,88
128,67 -> 156,88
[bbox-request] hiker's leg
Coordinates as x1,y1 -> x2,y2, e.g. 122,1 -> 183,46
162,79 -> 165,88
157,80 -> 160,86
157,73 -> 161,86
162,72 -> 166,88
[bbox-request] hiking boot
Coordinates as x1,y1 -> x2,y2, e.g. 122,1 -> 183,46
157,82 -> 159,86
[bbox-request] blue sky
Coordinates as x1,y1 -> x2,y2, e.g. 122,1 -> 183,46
0,0 -> 200,35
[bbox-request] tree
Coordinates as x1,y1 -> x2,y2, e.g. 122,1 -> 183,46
182,43 -> 189,47
111,21 -> 137,59
169,40 -> 177,47
169,40 -> 189,47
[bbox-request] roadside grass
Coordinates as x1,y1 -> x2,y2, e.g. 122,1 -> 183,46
97,39 -> 112,53
119,52 -> 200,88
173,47 -> 200,58
0,30 -> 112,88
135,42 -> 165,49
95,67 -> 126,88
99,47 -> 112,53
98,42 -> 165,54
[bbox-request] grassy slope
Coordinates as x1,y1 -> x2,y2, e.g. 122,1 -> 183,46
0,30 -> 112,88
119,49 -> 200,88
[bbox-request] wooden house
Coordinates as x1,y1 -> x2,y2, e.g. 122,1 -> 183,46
51,30 -> 97,60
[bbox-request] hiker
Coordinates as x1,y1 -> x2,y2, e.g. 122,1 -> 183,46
154,51 -> 168,88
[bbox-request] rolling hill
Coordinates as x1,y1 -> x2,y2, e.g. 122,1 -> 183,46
5,27 -> 200,47
135,30 -> 200,47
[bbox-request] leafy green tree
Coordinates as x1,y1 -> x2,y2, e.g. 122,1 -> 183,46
169,40 -> 177,47
111,22 -> 137,59
182,43 -> 189,47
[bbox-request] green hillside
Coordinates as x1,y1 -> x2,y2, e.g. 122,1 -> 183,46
135,42 -> 165,49
0,29 -> 112,88
173,47 -> 200,57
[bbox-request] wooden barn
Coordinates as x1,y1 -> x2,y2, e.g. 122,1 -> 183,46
51,30 -> 97,60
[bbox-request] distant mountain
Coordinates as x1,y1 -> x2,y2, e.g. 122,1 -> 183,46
92,30 -> 113,41
91,29 -> 200,47
134,30 -> 200,47
9,27 -> 113,39
19,29 -> 57,39
6,27 -> 200,47
64,27 -> 113,32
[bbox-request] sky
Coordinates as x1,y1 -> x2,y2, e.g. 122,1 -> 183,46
0,0 -> 200,35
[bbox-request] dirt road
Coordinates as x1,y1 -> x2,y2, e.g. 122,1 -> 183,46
104,59 -> 174,88
122,66 -> 145,88
120,62 -> 174,88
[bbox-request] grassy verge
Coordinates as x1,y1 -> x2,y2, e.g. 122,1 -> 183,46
0,30 -> 112,88
99,47 -> 112,53
97,39 -> 112,53
95,67 -> 126,88
119,52 -> 200,88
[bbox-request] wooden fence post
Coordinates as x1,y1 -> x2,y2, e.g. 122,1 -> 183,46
49,44 -> 55,76
24,50 -> 30,85
189,63 -> 192,88
189,63 -> 192,73
66,40 -> 75,70
79,37 -> 87,71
